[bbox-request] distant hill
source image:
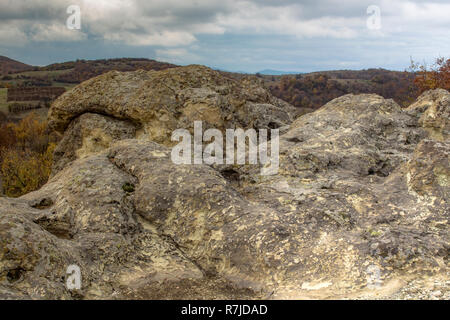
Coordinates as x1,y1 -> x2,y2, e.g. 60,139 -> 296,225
0,57 -> 178,88
0,56 -> 34,75
0,56 -> 419,117
0,57 -> 179,116
40,58 -> 178,84
257,69 -> 303,75
264,68 -> 418,112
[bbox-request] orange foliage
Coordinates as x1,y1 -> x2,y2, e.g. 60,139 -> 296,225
270,69 -> 418,110
410,57 -> 450,93
0,143 -> 55,197
0,113 -> 58,197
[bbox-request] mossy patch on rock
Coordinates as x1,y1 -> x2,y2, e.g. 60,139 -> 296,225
122,182 -> 135,193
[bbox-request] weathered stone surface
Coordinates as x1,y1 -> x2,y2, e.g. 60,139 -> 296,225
279,94 -> 424,177
407,88 -> 450,141
48,65 -> 297,172
52,113 -> 136,175
407,139 -> 449,200
49,65 -> 297,144
0,153 -> 241,299
230,91 -> 449,297
0,65 -> 448,300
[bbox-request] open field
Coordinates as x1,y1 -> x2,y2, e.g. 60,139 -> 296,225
0,88 -> 50,120
52,82 -> 77,90
10,68 -> 74,78
0,88 -> 8,114
1,68 -> 75,88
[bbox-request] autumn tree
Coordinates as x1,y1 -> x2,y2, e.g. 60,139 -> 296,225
409,57 -> 450,93
0,113 -> 58,197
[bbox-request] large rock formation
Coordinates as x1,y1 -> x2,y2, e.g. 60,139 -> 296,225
49,65 -> 297,174
0,66 -> 448,299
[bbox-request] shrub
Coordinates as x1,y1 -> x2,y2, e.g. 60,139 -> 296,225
0,144 -> 55,197
0,122 -> 16,148
409,57 -> 450,93
0,113 -> 58,197
0,111 -> 6,123
8,113 -> 50,153
8,102 -> 41,114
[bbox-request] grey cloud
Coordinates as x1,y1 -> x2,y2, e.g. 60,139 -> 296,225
1,0 -> 449,44
0,0 -> 72,20
0,0 -> 448,73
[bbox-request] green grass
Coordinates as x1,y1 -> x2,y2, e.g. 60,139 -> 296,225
0,88 -> 9,114
11,68 -> 74,78
52,82 -> 77,90
0,67 -> 79,117
0,89 -> 48,119
0,68 -> 78,92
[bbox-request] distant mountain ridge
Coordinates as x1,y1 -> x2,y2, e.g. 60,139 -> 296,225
0,56 -> 178,86
266,68 -> 418,111
0,56 -> 34,75
257,69 -> 303,75
0,56 -> 418,115
40,58 -> 178,84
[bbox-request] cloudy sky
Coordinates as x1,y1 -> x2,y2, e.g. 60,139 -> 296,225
0,0 -> 449,72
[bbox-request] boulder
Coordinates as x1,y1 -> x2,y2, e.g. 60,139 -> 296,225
49,65 -> 297,172
49,65 -> 297,140
52,113 -> 136,174
407,89 -> 450,141
0,65 -> 448,299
